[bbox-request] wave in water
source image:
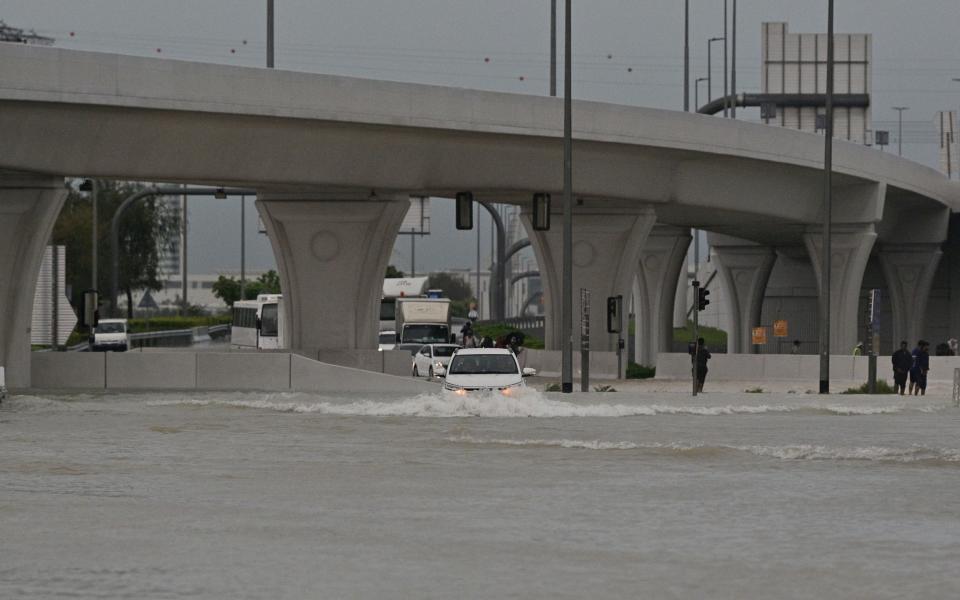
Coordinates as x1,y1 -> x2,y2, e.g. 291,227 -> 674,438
144,390 -> 944,418
448,435 -> 960,464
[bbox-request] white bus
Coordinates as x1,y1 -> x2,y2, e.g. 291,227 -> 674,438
231,294 -> 285,350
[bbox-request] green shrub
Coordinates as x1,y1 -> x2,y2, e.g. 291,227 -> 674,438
673,321 -> 727,347
593,384 -> 617,392
544,383 -> 562,392
744,387 -> 764,393
128,315 -> 231,333
626,362 -> 656,379
841,380 -> 896,394
473,323 -> 545,349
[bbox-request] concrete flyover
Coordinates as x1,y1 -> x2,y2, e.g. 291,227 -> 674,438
1,44 -> 959,387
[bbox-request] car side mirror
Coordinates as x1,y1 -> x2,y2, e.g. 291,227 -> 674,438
522,368 -> 537,377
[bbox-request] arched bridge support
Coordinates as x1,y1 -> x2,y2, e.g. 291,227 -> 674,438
634,225 -> 691,366
256,193 -> 409,354
521,203 -> 656,355
0,172 -> 67,388
709,234 -> 777,354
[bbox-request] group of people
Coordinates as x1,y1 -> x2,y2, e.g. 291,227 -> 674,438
459,322 -> 493,349
891,340 -> 931,396
459,321 -> 524,355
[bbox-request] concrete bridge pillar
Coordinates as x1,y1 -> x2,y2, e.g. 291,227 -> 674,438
710,235 -> 777,354
0,172 -> 67,388
803,224 -> 878,354
633,225 -> 691,366
521,204 -> 656,356
878,243 -> 942,350
256,194 -> 409,353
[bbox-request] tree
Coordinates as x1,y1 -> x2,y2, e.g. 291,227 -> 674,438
52,180 -> 180,318
385,265 -> 405,278
427,272 -> 473,302
212,270 -> 282,306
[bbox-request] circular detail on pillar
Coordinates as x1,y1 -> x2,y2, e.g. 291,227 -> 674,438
900,269 -> 917,284
735,271 -> 751,285
310,231 -> 340,262
573,241 -> 595,268
644,255 -> 661,271
831,252 -> 846,267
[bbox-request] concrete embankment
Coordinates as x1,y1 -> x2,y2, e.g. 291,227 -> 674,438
28,352 -> 436,394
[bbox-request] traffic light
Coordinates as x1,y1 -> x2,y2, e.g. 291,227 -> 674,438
697,287 -> 710,311
455,192 -> 474,230
606,295 -> 622,334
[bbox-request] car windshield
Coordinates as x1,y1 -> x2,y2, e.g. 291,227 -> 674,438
402,324 -> 449,344
95,322 -> 125,334
432,346 -> 456,357
379,333 -> 395,344
448,354 -> 518,375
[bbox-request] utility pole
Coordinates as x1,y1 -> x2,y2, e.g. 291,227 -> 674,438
892,106 -> 908,156
267,0 -> 275,68
819,0 -> 835,394
181,188 -> 188,316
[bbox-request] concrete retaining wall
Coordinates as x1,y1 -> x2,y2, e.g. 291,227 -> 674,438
656,352 -> 960,382
32,352 -> 105,389
29,351 -> 435,394
523,349 -> 619,380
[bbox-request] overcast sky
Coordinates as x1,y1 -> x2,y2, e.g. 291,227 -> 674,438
6,0 -> 960,274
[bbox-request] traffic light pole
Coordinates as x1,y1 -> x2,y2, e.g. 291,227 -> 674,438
692,279 -> 700,397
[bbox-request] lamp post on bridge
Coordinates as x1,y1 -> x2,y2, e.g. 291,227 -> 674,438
695,77 -> 708,113
892,106 -> 908,156
707,37 -> 724,104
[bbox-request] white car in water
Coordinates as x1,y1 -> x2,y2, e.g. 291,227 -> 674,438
412,343 -> 460,378
440,348 -> 536,394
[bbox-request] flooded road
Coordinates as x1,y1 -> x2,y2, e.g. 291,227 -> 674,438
3,389 -> 959,599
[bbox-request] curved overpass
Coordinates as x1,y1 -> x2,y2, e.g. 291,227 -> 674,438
1,44 -> 958,385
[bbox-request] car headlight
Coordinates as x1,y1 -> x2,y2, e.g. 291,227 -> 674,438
434,361 -> 445,369
500,382 -> 522,396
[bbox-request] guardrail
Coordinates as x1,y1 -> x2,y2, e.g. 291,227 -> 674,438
475,315 -> 546,331
60,324 -> 233,351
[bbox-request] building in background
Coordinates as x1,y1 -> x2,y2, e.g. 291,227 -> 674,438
31,245 -> 77,346
761,22 -> 872,145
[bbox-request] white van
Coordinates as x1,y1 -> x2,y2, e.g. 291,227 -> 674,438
231,294 -> 285,350
91,318 -> 129,352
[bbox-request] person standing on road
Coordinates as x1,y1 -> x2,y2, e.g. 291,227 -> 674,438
909,340 -> 930,396
891,340 -> 913,396
460,322 -> 475,348
689,337 -> 711,393
852,342 -> 864,356
791,339 -> 802,354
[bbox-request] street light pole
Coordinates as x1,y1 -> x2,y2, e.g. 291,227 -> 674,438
723,0 -> 729,117
731,0 -> 737,118
550,0 -> 557,97
892,106 -> 908,156
266,0 -> 274,68
819,0 -> 835,394
695,77 -> 708,112
561,0 -> 573,393
240,194 -> 246,300
91,180 -> 98,292
708,37 -> 724,103
684,0 -> 690,111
